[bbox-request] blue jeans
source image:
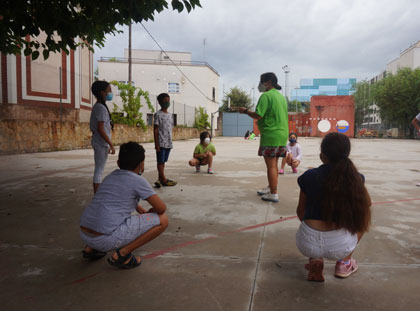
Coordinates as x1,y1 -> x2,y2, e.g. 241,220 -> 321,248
156,148 -> 171,163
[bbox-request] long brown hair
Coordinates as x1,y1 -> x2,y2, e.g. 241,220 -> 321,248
321,133 -> 371,234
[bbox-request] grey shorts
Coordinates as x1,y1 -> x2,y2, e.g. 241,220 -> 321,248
80,213 -> 160,252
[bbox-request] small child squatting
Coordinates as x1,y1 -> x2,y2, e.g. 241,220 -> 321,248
188,131 -> 216,174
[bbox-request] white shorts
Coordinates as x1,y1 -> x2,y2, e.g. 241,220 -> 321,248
296,221 -> 358,260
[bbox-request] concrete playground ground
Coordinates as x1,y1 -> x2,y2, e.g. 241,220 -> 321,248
0,137 -> 420,311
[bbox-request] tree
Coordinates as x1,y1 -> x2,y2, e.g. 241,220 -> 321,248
0,0 -> 201,60
373,68 -> 420,137
110,81 -> 154,130
219,86 -> 252,112
194,106 -> 210,129
288,100 -> 309,112
353,81 -> 374,130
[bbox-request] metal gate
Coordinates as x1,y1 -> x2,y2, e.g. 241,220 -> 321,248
222,112 -> 254,137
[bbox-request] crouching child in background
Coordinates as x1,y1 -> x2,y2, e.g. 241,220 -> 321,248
188,131 -> 216,174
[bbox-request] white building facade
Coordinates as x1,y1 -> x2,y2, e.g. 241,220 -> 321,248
386,40 -> 420,74
365,41 -> 420,130
98,49 -> 220,129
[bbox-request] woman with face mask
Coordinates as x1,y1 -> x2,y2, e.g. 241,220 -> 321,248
188,131 -> 216,174
90,80 -> 115,193
238,72 -> 288,202
279,132 -> 302,174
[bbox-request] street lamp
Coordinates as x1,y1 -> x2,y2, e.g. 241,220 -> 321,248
249,87 -> 255,110
282,65 -> 290,100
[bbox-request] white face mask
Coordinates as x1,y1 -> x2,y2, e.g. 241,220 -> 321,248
204,137 -> 211,144
258,82 -> 266,93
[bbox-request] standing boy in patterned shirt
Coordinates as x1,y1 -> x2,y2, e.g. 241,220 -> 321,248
154,93 -> 177,187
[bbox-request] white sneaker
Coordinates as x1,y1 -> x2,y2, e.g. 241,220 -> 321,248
261,193 -> 279,203
257,186 -> 270,196
417,182 -> 420,187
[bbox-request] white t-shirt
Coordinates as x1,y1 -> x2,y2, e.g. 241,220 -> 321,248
286,142 -> 302,161
154,110 -> 174,149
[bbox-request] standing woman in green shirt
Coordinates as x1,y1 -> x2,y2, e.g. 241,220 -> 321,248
238,72 -> 288,202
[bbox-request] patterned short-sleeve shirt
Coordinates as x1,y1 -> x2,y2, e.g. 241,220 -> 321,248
154,110 -> 173,148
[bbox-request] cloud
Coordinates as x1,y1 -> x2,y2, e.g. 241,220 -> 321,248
94,0 -> 420,98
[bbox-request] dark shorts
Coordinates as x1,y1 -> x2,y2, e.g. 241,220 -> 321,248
258,146 -> 287,158
156,148 -> 171,163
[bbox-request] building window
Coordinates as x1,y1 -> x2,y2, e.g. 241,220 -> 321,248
212,87 -> 215,102
168,83 -> 180,93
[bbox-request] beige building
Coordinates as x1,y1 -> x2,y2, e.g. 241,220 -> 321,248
0,33 -> 94,122
386,40 -> 420,74
97,49 -> 220,130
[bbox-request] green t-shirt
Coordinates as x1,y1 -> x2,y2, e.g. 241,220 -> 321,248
194,142 -> 216,159
255,88 -> 288,146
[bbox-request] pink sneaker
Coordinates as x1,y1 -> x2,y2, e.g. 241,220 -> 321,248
279,169 -> 284,174
335,258 -> 358,278
292,168 -> 298,173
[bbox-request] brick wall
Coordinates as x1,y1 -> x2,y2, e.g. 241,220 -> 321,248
0,103 -> 80,122
0,120 -> 201,155
309,96 -> 355,137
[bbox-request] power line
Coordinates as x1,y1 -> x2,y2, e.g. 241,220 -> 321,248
140,22 -> 218,104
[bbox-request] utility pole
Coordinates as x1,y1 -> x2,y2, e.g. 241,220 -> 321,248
128,22 -> 132,84
282,65 -> 290,100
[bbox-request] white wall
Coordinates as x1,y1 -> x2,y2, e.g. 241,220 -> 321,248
386,41 -> 420,74
124,49 -> 192,62
98,56 -> 219,129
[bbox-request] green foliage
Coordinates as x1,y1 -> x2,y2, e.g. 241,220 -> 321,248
94,67 -> 99,81
220,86 -> 253,112
110,81 -> 154,130
1,0 -> 201,60
288,100 -> 309,112
373,68 -> 420,137
353,81 -> 375,129
194,106 -> 210,130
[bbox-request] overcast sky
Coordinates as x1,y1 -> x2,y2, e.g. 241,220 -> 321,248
95,0 -> 420,101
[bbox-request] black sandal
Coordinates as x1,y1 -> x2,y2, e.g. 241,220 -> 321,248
107,248 -> 142,269
82,249 -> 107,260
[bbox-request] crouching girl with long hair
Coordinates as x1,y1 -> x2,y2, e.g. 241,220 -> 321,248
296,133 -> 371,282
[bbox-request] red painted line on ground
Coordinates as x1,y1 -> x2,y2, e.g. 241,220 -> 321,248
144,216 -> 298,259
143,237 -> 218,259
69,273 -> 99,285
68,197 -> 420,285
372,198 -> 420,205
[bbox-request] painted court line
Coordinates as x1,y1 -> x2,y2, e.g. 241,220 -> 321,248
68,198 -> 420,285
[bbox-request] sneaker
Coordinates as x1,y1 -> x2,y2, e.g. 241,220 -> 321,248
279,169 -> 284,174
261,193 -> 279,203
195,165 -> 201,173
207,168 -> 214,174
416,182 -> 420,187
292,168 -> 298,173
307,258 -> 325,282
161,179 -> 177,187
257,186 -> 270,196
335,258 -> 358,278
